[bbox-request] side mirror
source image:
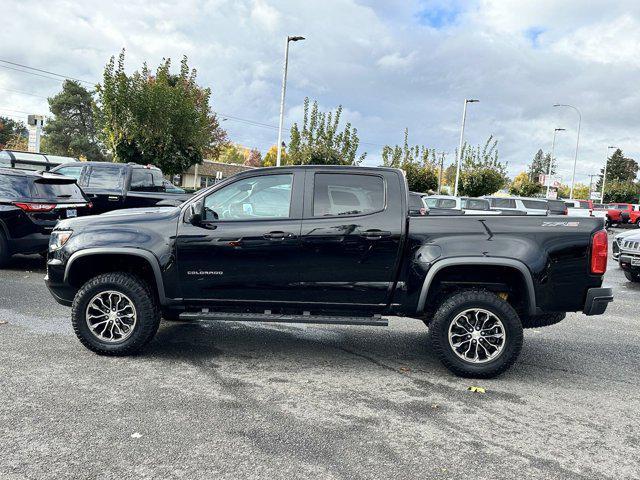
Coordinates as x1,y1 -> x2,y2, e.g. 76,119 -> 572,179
188,201 -> 203,226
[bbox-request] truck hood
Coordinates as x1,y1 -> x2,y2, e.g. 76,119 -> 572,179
55,206 -> 181,231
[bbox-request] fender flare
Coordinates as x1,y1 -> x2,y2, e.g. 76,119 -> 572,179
417,257 -> 537,315
64,247 -> 168,304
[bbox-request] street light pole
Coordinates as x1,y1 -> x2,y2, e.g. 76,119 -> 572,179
553,104 -> 581,199
601,146 -> 617,202
453,99 -> 479,196
546,128 -> 565,198
276,35 -> 305,167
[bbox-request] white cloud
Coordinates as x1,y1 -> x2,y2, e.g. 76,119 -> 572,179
0,0 -> 639,182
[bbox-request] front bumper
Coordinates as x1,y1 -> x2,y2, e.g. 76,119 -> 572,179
582,287 -> 613,316
619,253 -> 640,273
45,259 -> 75,307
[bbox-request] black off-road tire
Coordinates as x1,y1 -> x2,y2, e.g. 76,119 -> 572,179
520,313 -> 565,329
428,289 -> 524,378
71,272 -> 160,355
0,231 -> 8,268
624,271 -> 640,283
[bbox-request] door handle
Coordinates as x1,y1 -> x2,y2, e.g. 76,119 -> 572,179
108,196 -> 120,202
264,231 -> 294,240
361,230 -> 391,240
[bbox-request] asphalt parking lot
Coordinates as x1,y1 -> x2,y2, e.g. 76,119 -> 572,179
1,231 -> 639,480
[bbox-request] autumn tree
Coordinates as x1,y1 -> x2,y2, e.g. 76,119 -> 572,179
244,148 -> 262,167
95,50 -> 227,176
509,171 -> 541,197
263,145 -> 286,167
288,98 -> 365,165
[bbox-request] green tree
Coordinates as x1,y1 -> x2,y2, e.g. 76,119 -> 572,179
381,128 -> 438,192
0,116 -> 28,149
43,80 -> 106,161
603,180 -> 639,203
528,149 -> 555,181
95,50 -> 227,176
458,136 -> 508,197
597,148 -> 638,190
557,183 -> 590,200
510,171 -> 542,197
288,98 -> 365,166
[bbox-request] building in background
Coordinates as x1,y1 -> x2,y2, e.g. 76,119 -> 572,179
175,159 -> 255,190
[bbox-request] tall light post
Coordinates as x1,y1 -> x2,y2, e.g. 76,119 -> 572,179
276,35 -> 305,167
453,99 -> 479,196
553,104 -> 581,199
601,146 -> 617,202
546,127 -> 565,198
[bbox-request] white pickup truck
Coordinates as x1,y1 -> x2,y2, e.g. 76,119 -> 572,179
423,195 -> 501,215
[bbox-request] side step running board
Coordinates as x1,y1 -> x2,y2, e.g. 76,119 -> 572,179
179,311 -> 388,327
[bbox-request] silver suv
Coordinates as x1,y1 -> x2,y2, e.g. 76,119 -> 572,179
484,196 -> 549,215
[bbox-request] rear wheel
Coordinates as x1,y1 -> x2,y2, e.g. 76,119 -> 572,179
428,290 -> 523,378
624,271 -> 640,283
71,272 -> 160,355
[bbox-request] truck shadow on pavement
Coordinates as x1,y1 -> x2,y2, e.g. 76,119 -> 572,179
3,254 -> 47,273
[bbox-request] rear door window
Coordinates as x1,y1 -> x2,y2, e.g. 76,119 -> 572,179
522,200 -> 548,210
463,199 -> 489,210
313,173 -> 384,216
0,174 -> 31,199
490,198 -> 516,208
86,165 -> 124,189
130,168 -> 165,192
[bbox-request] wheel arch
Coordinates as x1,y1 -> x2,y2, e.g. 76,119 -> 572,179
417,257 -> 536,315
64,248 -> 167,304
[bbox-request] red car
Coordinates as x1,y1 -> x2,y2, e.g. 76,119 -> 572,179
607,203 -> 635,225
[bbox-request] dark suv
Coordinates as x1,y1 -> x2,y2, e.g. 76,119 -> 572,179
0,168 -> 91,266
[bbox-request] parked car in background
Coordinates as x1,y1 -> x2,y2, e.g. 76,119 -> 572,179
547,199 -> 568,215
0,168 -> 91,267
613,229 -> 640,260
617,231 -> 640,282
45,165 -> 612,378
564,199 -> 593,217
51,162 -> 191,214
606,203 -> 636,225
424,195 -> 500,215
0,149 -> 79,172
484,196 -> 549,215
408,192 -> 427,216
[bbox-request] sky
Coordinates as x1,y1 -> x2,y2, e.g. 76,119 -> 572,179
1,0 -> 640,184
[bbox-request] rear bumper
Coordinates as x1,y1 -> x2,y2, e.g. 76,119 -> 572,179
582,287 -> 613,316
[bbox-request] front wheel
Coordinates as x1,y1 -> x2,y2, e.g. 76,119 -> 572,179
624,271 -> 640,283
71,272 -> 160,355
428,290 -> 523,378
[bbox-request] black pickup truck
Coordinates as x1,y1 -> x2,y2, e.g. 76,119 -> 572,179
45,166 -> 613,378
50,162 -> 190,214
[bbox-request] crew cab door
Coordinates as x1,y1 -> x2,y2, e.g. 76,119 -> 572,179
297,170 -> 404,307
176,170 -> 303,302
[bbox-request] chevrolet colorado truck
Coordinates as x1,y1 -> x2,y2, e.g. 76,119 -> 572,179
45,166 -> 613,378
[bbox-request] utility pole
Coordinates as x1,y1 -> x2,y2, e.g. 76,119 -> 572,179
436,151 -> 447,194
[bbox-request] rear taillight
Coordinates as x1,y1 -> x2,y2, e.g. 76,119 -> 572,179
419,207 -> 427,216
13,202 -> 56,212
590,230 -> 608,274
563,208 -> 568,215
